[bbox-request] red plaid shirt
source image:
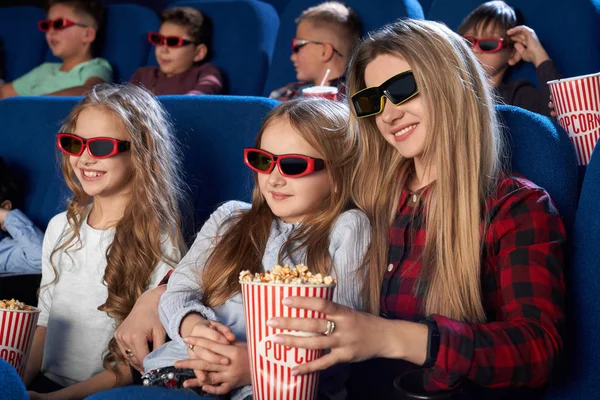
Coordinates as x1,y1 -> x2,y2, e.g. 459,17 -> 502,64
382,175 -> 566,391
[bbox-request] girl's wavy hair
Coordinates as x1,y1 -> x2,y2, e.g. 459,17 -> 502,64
347,19 -> 505,321
51,83 -> 186,380
200,98 -> 357,308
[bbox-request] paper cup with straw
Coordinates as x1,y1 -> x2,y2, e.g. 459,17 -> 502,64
548,72 -> 600,165
302,68 -> 339,101
240,267 -> 336,400
0,301 -> 40,378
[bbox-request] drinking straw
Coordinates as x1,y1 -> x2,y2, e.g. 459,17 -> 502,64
320,69 -> 331,86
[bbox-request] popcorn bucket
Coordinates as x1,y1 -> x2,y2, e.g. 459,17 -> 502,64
241,281 -> 335,400
548,72 -> 600,165
302,86 -> 339,101
0,306 -> 40,377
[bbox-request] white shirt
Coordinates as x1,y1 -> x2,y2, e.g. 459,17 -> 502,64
38,211 -> 178,387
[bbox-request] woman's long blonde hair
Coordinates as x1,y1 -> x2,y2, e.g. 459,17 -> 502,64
348,19 -> 504,322
201,98 -> 356,308
52,83 -> 186,379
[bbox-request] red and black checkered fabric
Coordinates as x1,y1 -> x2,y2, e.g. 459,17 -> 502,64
381,175 -> 566,390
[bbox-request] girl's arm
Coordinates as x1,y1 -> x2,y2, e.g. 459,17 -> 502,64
0,209 -> 44,275
32,363 -> 132,400
328,210 -> 371,310
159,201 -> 248,341
24,326 -> 46,387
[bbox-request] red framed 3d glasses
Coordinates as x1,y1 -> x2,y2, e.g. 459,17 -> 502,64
148,32 -> 194,48
463,36 -> 507,53
57,133 -> 131,159
244,148 -> 326,178
38,18 -> 88,32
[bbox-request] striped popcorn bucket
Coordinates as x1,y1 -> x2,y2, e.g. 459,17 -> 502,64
241,282 -> 335,400
548,72 -> 600,165
0,307 -> 40,377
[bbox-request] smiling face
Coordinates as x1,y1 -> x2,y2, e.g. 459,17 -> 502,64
363,53 -> 428,162
68,107 -> 134,201
155,22 -> 205,77
257,117 -> 331,223
45,3 -> 94,60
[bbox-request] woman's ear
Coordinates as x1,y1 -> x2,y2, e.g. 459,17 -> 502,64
193,44 -> 208,63
0,200 -> 12,210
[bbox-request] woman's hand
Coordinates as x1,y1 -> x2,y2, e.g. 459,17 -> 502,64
266,297 -> 402,375
114,285 -> 167,372
175,339 -> 251,394
507,25 -> 550,67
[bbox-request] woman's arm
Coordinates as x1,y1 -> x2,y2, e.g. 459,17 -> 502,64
24,326 -> 46,387
273,183 -> 565,390
423,186 -> 565,390
114,284 -> 167,372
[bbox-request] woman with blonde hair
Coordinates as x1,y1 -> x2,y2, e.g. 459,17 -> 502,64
271,19 -> 566,399
25,83 -> 185,399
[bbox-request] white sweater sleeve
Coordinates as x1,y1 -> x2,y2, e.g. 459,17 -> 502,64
158,201 -> 250,342
37,213 -> 69,327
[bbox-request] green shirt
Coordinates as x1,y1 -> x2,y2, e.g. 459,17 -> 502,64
13,58 -> 113,96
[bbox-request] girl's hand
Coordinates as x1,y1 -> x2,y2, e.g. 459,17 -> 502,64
176,339 -> 251,394
114,285 -> 167,372
507,25 -> 550,67
267,297 -> 395,376
182,316 -> 236,367
549,94 -> 557,118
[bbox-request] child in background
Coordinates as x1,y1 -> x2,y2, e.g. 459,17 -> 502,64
0,157 -> 44,277
269,1 -> 362,101
458,0 -> 560,116
95,98 -> 370,400
25,84 -> 185,400
0,0 -> 112,99
130,7 -> 224,96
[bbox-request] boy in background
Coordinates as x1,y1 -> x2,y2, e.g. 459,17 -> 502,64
458,0 -> 560,116
130,7 -> 224,95
270,1 -> 362,101
0,0 -> 112,98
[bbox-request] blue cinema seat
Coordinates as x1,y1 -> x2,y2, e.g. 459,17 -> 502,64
0,6 -> 47,82
427,0 -> 600,86
159,95 -> 279,235
154,0 -> 279,96
0,97 -> 78,230
0,359 -> 28,400
543,145 -> 600,399
45,4 -> 159,82
497,105 -> 579,234
262,0 -> 424,96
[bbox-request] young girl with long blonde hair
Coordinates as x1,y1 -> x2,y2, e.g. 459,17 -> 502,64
96,98 -> 370,400
273,19 -> 566,400
25,83 -> 185,400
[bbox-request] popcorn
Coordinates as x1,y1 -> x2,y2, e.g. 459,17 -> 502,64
239,264 -> 336,285
0,299 -> 33,311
